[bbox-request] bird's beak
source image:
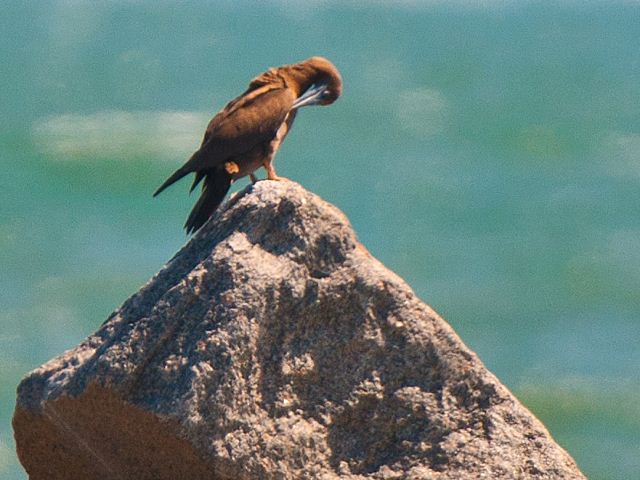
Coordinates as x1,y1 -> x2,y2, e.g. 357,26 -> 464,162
292,82 -> 328,109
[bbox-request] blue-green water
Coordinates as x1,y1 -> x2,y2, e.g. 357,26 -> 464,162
1,1 -> 639,478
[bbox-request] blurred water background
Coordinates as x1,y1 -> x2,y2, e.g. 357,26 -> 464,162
1,1 -> 639,478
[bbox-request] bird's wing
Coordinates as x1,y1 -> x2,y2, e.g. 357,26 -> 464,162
153,81 -> 295,197
190,84 -> 296,170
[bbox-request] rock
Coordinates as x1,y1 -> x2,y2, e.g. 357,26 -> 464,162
13,181 -> 585,479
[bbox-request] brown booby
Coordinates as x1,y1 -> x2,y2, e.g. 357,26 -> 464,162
153,56 -> 343,234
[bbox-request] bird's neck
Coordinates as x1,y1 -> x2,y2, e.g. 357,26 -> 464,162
280,65 -> 317,97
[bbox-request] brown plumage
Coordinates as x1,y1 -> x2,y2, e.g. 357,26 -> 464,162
154,56 -> 343,234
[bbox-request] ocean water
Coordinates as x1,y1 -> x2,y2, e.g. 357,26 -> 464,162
1,1 -> 639,478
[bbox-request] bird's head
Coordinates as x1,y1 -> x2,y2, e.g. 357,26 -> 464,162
289,56 -> 343,109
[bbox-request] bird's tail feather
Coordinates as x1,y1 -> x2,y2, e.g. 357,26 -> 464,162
184,170 -> 232,234
190,171 -> 205,193
153,150 -> 202,197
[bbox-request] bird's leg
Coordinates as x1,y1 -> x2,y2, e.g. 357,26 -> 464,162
250,173 -> 259,184
264,158 -> 288,181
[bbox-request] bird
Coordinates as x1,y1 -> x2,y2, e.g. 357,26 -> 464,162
153,56 -> 343,234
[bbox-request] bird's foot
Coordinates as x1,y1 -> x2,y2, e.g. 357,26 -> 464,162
224,161 -> 240,175
267,174 -> 289,182
264,162 -> 289,181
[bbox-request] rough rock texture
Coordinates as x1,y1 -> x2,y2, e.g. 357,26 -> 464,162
14,181 -> 585,479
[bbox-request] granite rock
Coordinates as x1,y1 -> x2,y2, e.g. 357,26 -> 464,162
13,181 -> 585,479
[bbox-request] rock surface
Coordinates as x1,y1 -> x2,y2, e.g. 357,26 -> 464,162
14,181 -> 585,479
